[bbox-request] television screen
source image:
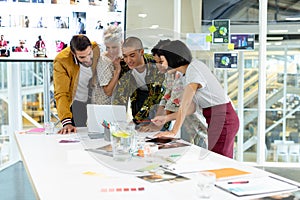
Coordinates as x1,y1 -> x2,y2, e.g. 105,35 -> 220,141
214,53 -> 238,68
230,33 -> 255,50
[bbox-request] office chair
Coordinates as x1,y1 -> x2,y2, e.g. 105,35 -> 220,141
288,143 -> 300,162
274,143 -> 289,162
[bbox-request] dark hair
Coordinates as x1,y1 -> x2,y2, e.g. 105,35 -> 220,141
151,39 -> 171,56
157,40 -> 192,69
70,35 -> 91,53
122,36 -> 143,50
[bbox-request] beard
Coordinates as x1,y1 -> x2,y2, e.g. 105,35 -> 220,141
79,58 -> 93,68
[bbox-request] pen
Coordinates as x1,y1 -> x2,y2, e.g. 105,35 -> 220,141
137,120 -> 152,123
169,154 -> 181,157
228,181 -> 249,184
160,165 -> 175,171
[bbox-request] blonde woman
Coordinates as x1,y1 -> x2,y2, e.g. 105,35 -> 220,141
91,25 -> 127,105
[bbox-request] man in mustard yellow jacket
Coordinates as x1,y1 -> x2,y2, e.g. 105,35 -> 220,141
53,35 -> 100,134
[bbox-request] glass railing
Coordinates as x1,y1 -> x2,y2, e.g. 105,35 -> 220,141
0,55 -> 56,169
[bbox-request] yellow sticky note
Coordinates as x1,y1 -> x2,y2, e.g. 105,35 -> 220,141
83,171 -> 106,177
228,43 -> 234,50
206,35 -> 212,42
83,171 -> 97,176
209,26 -> 217,33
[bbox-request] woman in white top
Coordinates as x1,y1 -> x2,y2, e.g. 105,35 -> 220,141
152,40 -> 239,158
91,25 -> 125,104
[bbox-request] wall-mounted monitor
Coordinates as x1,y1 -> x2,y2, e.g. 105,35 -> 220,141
214,52 -> 238,68
230,33 -> 255,50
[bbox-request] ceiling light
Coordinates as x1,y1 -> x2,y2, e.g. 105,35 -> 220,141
150,25 -> 159,29
285,17 -> 300,21
138,13 -> 147,18
274,42 -> 282,45
269,29 -> 288,33
298,29 -> 300,32
267,37 -> 284,41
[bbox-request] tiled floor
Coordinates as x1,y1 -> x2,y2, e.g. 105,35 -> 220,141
0,161 -> 300,200
257,166 -> 300,183
0,161 -> 36,200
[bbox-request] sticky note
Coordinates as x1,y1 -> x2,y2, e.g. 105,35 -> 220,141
228,43 -> 235,50
209,26 -> 217,33
206,35 -> 212,42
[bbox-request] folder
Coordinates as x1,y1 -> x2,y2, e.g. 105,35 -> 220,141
204,168 -> 251,179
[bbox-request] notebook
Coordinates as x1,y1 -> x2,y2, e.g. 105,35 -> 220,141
86,104 -> 127,133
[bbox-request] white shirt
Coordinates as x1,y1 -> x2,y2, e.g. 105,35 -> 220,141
131,68 -> 148,91
186,59 -> 230,108
74,64 -> 93,102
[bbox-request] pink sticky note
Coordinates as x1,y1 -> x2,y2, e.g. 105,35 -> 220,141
27,128 -> 45,133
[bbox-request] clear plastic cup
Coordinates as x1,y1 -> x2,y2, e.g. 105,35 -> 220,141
195,171 -> 216,199
44,122 -> 55,135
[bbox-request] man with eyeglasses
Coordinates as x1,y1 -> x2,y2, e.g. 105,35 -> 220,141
112,37 -> 165,127
53,35 -> 100,134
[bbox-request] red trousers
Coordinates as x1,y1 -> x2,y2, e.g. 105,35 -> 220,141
202,102 -> 239,158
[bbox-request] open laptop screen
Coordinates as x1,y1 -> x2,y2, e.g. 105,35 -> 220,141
86,104 -> 127,133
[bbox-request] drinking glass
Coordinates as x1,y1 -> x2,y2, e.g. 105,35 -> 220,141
44,122 -> 54,135
195,171 -> 216,199
110,122 -> 136,161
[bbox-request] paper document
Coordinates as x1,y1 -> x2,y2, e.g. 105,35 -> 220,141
215,176 -> 299,197
205,168 -> 251,179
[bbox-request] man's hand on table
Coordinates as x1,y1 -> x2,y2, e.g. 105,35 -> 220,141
57,124 -> 77,134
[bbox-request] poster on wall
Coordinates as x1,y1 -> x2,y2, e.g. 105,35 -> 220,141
7,15 -> 32,28
31,0 -> 44,3
230,33 -> 255,50
107,11 -> 124,28
72,12 -> 86,34
186,33 -> 210,51
0,15 -> 9,27
68,0 -> 105,6
212,19 -> 230,44
214,52 -> 238,68
54,16 -> 69,29
35,16 -> 48,28
108,0 -> 124,12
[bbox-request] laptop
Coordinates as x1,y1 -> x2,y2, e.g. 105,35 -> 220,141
86,104 -> 127,133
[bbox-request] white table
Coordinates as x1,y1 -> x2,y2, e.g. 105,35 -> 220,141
15,128 -> 300,200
